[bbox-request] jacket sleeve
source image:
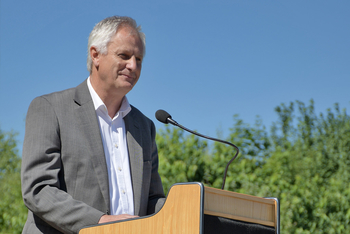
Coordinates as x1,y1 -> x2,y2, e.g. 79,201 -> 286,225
21,96 -> 104,234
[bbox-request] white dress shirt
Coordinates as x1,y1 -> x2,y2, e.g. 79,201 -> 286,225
87,77 -> 134,215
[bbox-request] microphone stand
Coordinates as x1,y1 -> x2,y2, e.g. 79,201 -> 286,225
165,117 -> 239,190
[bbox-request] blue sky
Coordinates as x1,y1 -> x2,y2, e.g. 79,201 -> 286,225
1,1 -> 349,154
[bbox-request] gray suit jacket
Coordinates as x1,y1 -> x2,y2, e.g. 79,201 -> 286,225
21,80 -> 165,234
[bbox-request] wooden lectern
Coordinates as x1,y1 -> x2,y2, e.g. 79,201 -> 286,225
79,183 -> 280,234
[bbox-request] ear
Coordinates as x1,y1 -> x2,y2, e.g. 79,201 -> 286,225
90,46 -> 100,68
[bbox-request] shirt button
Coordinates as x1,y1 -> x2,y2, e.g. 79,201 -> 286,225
118,167 -> 122,171
122,190 -> 126,194
114,143 -> 118,148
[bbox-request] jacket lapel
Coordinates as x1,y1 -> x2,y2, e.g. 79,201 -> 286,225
73,80 -> 110,212
124,110 -> 143,215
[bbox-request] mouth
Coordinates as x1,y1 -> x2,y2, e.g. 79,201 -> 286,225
119,73 -> 135,79
119,73 -> 137,86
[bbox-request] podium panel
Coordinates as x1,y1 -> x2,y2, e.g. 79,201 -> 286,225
204,215 -> 275,234
79,183 -> 279,234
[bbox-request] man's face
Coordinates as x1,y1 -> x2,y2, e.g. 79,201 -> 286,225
93,26 -> 144,96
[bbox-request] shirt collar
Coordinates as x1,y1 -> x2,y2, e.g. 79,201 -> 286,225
87,77 -> 131,118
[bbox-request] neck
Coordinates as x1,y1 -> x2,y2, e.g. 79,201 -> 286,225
90,75 -> 125,118
105,96 -> 123,118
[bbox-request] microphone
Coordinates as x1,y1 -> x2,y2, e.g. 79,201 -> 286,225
155,109 -> 239,190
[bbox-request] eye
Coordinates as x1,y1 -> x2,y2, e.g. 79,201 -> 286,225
119,53 -> 130,60
136,56 -> 143,63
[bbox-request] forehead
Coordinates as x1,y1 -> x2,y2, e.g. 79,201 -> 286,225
109,26 -> 144,54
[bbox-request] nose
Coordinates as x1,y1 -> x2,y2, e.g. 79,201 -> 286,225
126,56 -> 138,71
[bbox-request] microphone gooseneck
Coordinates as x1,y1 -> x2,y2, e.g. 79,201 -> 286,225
155,109 -> 239,190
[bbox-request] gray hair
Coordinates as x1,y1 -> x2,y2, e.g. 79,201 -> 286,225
87,16 -> 146,73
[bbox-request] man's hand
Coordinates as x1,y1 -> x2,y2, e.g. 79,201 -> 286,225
98,214 -> 139,224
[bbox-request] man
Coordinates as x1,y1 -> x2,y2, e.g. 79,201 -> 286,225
21,16 -> 165,234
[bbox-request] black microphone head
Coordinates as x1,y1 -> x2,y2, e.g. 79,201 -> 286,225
155,109 -> 172,124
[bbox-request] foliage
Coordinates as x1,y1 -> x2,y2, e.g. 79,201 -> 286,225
156,100 -> 350,233
266,101 -> 350,233
0,129 -> 27,234
156,126 -> 209,194
205,115 -> 271,191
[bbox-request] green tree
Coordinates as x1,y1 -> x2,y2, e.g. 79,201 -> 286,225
156,126 -> 209,194
205,115 -> 271,191
264,101 -> 350,233
156,100 -> 350,233
0,128 -> 27,233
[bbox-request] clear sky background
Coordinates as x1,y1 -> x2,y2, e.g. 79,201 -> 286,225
1,1 -> 349,154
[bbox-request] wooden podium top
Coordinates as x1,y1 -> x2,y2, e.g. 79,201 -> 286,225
204,186 -> 277,227
79,183 -> 279,234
